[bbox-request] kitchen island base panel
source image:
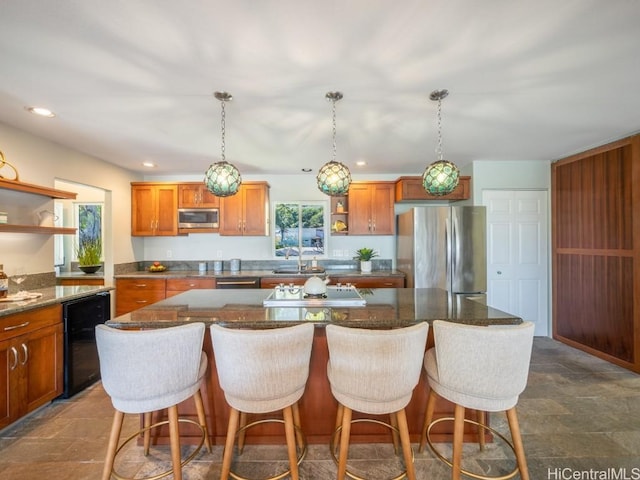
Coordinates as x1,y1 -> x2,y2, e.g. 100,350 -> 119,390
146,328 -> 488,445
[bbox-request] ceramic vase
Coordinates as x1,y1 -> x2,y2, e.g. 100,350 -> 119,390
360,260 -> 372,273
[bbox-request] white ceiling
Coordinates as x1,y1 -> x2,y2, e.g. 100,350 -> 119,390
1,0 -> 640,177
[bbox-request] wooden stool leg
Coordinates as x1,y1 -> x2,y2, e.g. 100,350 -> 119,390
102,410 -> 124,480
389,412 -> 400,454
237,411 -> 248,453
143,412 -> 152,455
477,410 -> 486,451
337,406 -> 353,480
506,407 -> 530,480
419,389 -> 437,453
333,403 -> 344,455
292,401 -> 304,451
221,408 -> 240,480
396,408 -> 416,480
167,405 -> 182,480
193,390 -> 211,453
452,404 -> 465,480
283,405 -> 300,480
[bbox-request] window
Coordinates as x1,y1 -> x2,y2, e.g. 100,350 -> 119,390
273,201 -> 328,258
75,202 -> 103,260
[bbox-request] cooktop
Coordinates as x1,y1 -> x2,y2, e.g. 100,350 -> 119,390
262,284 -> 366,307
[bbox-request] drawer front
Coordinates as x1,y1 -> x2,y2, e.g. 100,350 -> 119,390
166,278 -> 216,291
0,304 -> 62,341
116,278 -> 166,292
329,276 -> 405,288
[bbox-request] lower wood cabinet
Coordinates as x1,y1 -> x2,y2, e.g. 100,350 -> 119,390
329,275 -> 405,288
0,304 -> 63,429
58,277 -> 105,286
115,278 -> 167,316
165,278 -> 216,298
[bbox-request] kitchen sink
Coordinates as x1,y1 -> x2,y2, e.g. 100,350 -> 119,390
272,267 -> 325,275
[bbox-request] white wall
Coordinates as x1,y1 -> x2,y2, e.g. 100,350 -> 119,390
0,122 -> 141,278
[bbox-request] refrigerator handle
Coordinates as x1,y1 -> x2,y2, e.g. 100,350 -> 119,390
446,215 -> 452,282
450,211 -> 457,276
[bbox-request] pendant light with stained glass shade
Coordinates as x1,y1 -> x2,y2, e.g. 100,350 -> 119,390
317,91 -> 352,196
422,89 -> 460,196
204,91 -> 242,197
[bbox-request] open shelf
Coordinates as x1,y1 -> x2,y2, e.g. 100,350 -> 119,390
0,178 -> 77,199
0,224 -> 77,235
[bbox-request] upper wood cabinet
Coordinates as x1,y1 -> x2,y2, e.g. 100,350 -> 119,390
219,182 -> 270,236
394,175 -> 471,202
347,181 -> 395,235
131,183 -> 178,236
178,182 -> 220,208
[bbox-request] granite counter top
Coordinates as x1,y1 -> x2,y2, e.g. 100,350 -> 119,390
107,287 -> 520,330
114,269 -> 406,279
0,285 -> 114,317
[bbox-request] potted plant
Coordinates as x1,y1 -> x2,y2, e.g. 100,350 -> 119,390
354,247 -> 378,273
76,238 -> 102,273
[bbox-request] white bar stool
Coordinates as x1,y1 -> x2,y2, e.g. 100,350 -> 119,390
96,322 -> 211,480
210,323 -> 314,480
326,322 -> 429,480
418,320 -> 535,480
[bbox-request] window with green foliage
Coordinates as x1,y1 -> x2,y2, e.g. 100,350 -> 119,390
273,201 -> 328,258
75,202 -> 103,261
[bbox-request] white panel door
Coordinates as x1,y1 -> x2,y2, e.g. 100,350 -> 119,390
482,190 -> 549,336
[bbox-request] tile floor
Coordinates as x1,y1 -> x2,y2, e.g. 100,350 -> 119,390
1,337 -> 640,479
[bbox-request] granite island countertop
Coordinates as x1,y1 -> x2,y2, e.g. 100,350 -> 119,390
113,268 -> 406,280
107,287 -> 520,329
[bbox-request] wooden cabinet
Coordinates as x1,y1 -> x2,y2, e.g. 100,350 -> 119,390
328,275 -> 405,288
0,304 -> 63,429
0,178 -> 77,235
394,175 -> 471,202
115,278 -> 167,316
219,182 -> 270,236
165,277 -> 216,298
131,183 -> 179,236
57,277 -> 105,286
347,181 -> 395,235
260,277 -> 307,289
178,183 -> 220,208
261,275 -> 404,289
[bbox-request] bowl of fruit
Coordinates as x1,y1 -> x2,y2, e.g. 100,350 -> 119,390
148,261 -> 167,273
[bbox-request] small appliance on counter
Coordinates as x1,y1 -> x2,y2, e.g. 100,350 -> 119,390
229,258 -> 241,272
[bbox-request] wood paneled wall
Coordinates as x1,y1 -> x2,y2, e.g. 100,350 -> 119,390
552,134 -> 640,373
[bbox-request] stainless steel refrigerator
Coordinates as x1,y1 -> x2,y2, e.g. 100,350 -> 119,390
397,206 -> 487,303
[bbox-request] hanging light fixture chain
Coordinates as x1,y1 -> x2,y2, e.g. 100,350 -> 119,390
436,97 -> 443,160
220,99 -> 226,163
331,98 -> 337,162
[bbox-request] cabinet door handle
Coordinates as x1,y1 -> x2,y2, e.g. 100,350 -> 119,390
3,321 -> 30,331
9,347 -> 18,371
20,343 -> 28,365
135,284 -> 148,288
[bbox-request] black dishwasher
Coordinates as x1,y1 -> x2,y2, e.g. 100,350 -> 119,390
62,291 -> 111,398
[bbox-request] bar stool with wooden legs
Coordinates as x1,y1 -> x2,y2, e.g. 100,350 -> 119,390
210,323 -> 314,480
326,322 -> 429,480
96,322 -> 211,480
418,320 -> 535,480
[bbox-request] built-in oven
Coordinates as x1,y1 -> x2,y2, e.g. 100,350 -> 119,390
178,208 -> 219,229
62,291 -> 111,398
215,277 -> 260,289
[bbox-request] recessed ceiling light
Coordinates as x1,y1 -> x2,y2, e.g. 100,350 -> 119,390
142,162 -> 156,168
356,160 -> 367,167
301,168 -> 313,173
25,106 -> 55,118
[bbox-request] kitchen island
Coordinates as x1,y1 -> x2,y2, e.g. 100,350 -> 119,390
107,287 -> 521,445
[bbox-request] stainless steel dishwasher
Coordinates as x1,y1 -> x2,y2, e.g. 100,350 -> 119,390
215,277 -> 260,289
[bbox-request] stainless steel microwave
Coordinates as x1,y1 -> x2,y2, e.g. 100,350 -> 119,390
178,208 -> 219,229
